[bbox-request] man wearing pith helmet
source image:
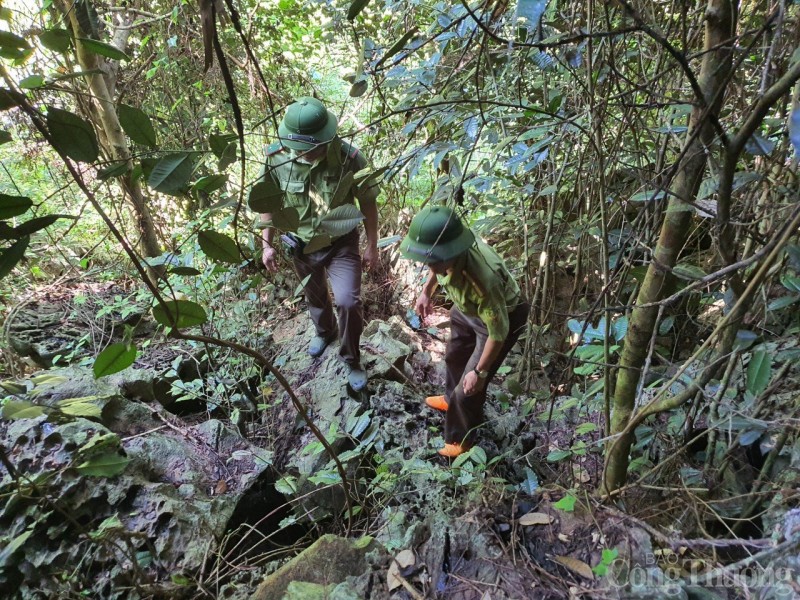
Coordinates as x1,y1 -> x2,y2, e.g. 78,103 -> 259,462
259,97 -> 379,391
400,206 -> 530,457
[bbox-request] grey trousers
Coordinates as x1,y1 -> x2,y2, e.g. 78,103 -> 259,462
292,230 -> 363,366
444,301 -> 531,445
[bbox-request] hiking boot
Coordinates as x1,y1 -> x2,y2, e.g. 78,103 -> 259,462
438,442 -> 471,458
308,330 -> 337,358
347,365 -> 368,391
425,395 -> 448,412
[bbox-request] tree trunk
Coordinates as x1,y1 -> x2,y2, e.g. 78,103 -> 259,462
602,0 -> 736,493
58,1 -> 162,260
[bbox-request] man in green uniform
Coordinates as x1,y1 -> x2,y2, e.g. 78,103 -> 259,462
400,206 -> 529,457
259,97 -> 379,391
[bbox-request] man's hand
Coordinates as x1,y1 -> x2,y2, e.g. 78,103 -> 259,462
462,369 -> 485,396
262,245 -> 278,273
415,292 -> 434,319
362,244 -> 379,272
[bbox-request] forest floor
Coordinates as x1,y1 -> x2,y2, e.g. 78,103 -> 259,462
2,275 -> 799,599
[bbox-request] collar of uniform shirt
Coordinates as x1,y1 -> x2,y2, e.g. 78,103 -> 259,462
290,148 -> 324,167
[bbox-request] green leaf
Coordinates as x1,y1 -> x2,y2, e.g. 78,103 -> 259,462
152,299 -> 207,329
97,161 -> 130,180
93,342 -> 137,378
0,130 -> 11,145
38,29 -> 72,53
0,194 -> 32,219
575,422 -> 597,436
746,350 -> 772,397
118,104 -> 157,147
547,449 -> 571,462
193,174 -> 227,193
209,133 -> 237,158
516,0 -> 547,29
75,452 -> 130,477
270,207 -> 300,232
77,37 -> 129,61
147,152 -> 196,195
349,79 -> 368,97
375,27 -> 418,68
767,295 -> 800,311
629,189 -> 666,202
13,214 -> 69,237
319,204 -> 363,237
19,75 -> 45,89
248,179 -> 283,212
0,528 -> 33,564
198,230 -> 241,264
303,234 -> 332,254
347,0 -> 371,20
57,398 -> 102,418
47,106 -> 99,163
0,237 -> 29,279
519,467 -> 539,494
781,274 -> 800,294
553,493 -> 576,512
170,266 -> 202,276
0,30 -> 30,60
1,400 -> 44,420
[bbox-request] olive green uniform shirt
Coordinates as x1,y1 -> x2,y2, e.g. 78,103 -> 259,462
263,138 -> 378,243
437,239 -> 521,341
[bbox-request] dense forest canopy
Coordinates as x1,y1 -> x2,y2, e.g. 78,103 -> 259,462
1,0 -> 800,597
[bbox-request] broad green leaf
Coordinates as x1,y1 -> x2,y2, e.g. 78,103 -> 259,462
519,467 -> 539,494
349,79 -> 368,97
0,130 -> 11,145
767,295 -> 800,311
303,234 -> 332,254
93,342 -> 137,378
547,449 -> 571,462
118,104 -> 156,147
38,29 -> 72,53
193,174 -> 227,193
0,194 -> 32,219
75,452 -> 131,477
170,266 -> 202,276
152,299 -> 207,329
58,399 -> 102,418
375,28 -> 418,68
319,204 -> 363,237
47,106 -> 99,163
270,207 -> 300,232
0,237 -> 29,279
347,0 -> 371,20
209,133 -> 237,158
0,528 -> 33,564
13,214 -> 69,237
746,350 -> 772,397
147,152 -> 196,195
97,161 -> 130,180
743,133 -> 775,156
248,179 -> 283,212
294,273 -> 312,298
781,274 -> 800,293
575,422 -> 597,436
19,75 -> 45,89
630,189 -> 666,202
0,30 -> 29,60
553,493 -> 576,512
329,171 -> 355,208
198,230 -> 241,264
0,6 -> 11,20
1,400 -> 44,420
77,37 -> 129,61
516,0 -> 547,28
0,380 -> 27,395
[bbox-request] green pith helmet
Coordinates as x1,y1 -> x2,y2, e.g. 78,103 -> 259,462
278,97 -> 338,150
400,206 -> 475,264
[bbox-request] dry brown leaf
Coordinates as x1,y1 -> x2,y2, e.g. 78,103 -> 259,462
214,479 -> 228,495
552,555 -> 594,580
387,549 -> 416,591
518,512 -> 554,526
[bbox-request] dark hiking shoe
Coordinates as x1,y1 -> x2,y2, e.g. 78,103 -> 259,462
308,331 -> 337,357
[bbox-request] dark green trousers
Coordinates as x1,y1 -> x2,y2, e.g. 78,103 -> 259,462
444,301 -> 530,445
292,230 -> 363,366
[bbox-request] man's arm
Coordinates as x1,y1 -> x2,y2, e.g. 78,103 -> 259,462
415,267 -> 438,318
260,213 -> 278,272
